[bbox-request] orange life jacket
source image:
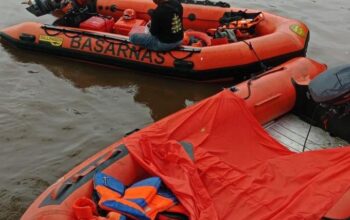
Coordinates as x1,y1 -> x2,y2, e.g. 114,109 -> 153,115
93,172 -> 185,220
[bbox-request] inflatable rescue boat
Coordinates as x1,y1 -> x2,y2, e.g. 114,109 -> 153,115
21,58 -> 350,220
232,58 -> 350,142
0,0 -> 310,81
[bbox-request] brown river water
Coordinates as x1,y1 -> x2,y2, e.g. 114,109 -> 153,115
0,0 -> 349,219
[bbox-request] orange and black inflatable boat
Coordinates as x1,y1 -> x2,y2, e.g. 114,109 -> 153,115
21,58 -> 350,220
0,0 -> 309,81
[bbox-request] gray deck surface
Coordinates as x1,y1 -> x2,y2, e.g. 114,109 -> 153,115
265,114 -> 348,152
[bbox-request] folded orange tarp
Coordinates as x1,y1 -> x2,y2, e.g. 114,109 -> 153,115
124,90 -> 350,220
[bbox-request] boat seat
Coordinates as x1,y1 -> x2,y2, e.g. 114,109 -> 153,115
308,65 -> 350,104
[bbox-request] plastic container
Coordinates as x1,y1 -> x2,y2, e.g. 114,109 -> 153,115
113,17 -> 146,36
80,16 -> 115,32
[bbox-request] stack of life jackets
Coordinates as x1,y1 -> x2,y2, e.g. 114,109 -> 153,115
89,172 -> 187,220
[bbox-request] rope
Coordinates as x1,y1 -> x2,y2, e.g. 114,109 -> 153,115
241,67 -> 285,100
43,28 -> 62,37
302,104 -> 321,152
168,50 -> 195,60
62,29 -> 82,38
242,40 -> 268,72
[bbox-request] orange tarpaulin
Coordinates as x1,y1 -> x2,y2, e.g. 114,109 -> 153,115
124,90 -> 350,220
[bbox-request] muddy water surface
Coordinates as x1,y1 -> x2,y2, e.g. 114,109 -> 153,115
0,0 -> 349,219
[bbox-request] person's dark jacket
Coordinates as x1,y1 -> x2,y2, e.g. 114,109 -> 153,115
150,0 -> 184,43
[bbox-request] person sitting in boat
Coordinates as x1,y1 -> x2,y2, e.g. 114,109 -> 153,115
129,0 -> 184,51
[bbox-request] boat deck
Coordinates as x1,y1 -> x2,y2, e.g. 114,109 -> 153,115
265,114 -> 348,152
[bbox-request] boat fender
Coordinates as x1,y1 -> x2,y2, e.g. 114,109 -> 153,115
19,33 -> 36,43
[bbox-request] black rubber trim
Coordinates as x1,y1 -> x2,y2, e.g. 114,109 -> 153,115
124,128 -> 140,137
0,31 -> 309,81
159,212 -> 189,220
174,59 -> 194,71
37,141 -> 193,207
19,33 -> 36,43
39,144 -> 129,207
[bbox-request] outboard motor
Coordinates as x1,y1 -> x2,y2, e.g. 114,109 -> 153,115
308,65 -> 350,105
25,0 -> 95,27
293,65 -> 350,142
25,0 -> 69,16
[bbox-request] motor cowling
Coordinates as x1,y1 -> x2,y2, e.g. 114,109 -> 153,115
308,65 -> 350,105
26,0 -> 67,16
293,65 -> 350,142
25,0 -> 89,17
